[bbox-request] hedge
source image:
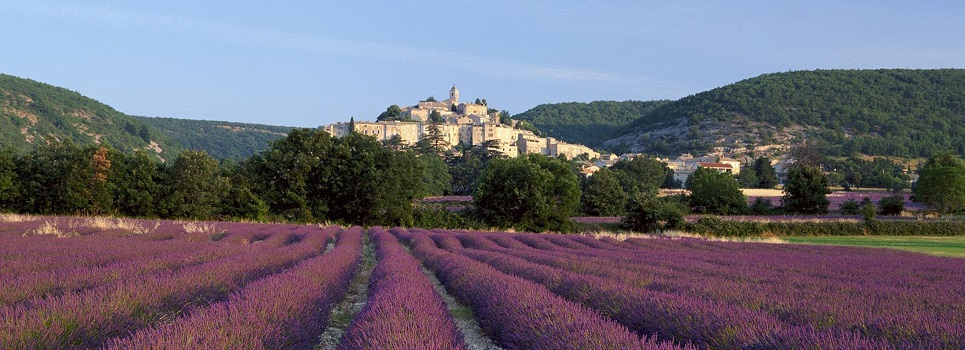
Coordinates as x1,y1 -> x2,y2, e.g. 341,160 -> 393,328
687,217 -> 965,237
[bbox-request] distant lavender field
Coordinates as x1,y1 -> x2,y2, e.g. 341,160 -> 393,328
748,191 -> 926,211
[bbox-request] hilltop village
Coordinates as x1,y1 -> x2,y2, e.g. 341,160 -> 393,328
318,86 -> 802,185
322,86 -> 600,160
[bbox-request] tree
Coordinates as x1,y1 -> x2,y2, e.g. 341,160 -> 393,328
0,148 -> 19,210
220,184 -> 269,221
839,199 -> 860,215
686,167 -> 748,215
473,155 -> 580,232
752,157 -> 778,188
113,150 -> 163,218
376,105 -> 405,121
877,194 -> 905,216
160,150 -> 226,219
913,152 -> 965,216
782,165 -> 832,214
749,197 -> 775,215
418,154 -> 451,197
447,143 -> 498,195
622,194 -> 686,233
382,134 -> 406,152
736,167 -> 758,188
84,146 -> 115,215
245,128 -> 335,221
247,129 -> 422,225
416,111 -> 449,155
789,143 -> 825,168
15,142 -> 93,214
843,171 -> 863,190
498,110 -> 512,125
610,156 -> 668,197
580,168 -> 626,216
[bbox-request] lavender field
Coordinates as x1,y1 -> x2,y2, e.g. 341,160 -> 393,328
1,215 -> 962,349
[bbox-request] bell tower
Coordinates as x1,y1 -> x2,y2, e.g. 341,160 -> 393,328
449,85 -> 459,105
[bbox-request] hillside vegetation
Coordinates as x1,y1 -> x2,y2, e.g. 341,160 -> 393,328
513,100 -> 668,148
0,74 -> 292,160
136,117 -> 292,160
605,69 -> 965,157
0,74 -> 177,157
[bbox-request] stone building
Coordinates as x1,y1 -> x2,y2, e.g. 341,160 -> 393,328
321,86 -> 599,159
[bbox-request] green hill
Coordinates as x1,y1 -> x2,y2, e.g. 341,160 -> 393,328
605,69 -> 965,157
513,100 -> 669,148
135,117 -> 292,160
0,74 -> 179,158
0,74 -> 292,160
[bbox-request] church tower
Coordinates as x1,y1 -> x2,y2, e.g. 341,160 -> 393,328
449,85 -> 459,105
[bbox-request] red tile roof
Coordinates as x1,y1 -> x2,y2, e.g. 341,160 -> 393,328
697,162 -> 734,169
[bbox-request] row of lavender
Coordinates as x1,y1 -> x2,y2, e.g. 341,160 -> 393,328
424,229 -> 964,349
336,227 -> 465,349
106,226 -> 364,349
0,218 -> 345,348
394,227 -> 689,350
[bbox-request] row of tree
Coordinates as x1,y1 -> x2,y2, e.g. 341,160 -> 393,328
1,127 -> 962,232
0,130 -> 451,226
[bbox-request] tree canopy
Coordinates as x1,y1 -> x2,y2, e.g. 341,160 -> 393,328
615,69 -> 965,157
514,100 -> 669,148
686,167 -> 747,215
473,154 -> 580,232
913,152 -> 965,216
580,168 -> 626,216
782,165 -> 832,214
609,156 -> 669,196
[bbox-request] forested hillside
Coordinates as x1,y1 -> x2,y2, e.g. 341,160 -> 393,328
136,117 -> 292,160
0,74 -> 293,160
0,74 -> 178,157
513,100 -> 668,148
605,69 -> 965,157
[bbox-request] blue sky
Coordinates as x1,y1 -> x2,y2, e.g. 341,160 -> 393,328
1,1 -> 963,127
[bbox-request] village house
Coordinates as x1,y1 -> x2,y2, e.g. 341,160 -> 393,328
321,86 -> 599,160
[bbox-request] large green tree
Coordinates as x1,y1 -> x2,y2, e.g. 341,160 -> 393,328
243,128 -> 334,221
623,194 -> 686,233
376,105 -> 406,121
782,165 -> 832,214
752,157 -> 779,188
686,167 -> 747,215
610,156 -> 668,196
418,154 -> 451,197
448,142 -> 500,195
580,168 -> 627,216
112,150 -> 163,218
160,150 -> 226,220
913,152 -> 965,216
474,154 -> 580,232
246,129 -> 423,226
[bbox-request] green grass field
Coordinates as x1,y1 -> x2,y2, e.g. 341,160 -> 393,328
783,236 -> 965,258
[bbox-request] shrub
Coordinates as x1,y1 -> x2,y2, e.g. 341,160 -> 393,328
686,218 -> 965,237
877,194 -> 905,216
750,198 -> 775,215
839,199 -> 860,215
623,195 -> 686,233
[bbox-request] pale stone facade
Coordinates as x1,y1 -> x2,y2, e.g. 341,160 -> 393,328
321,86 -> 599,159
